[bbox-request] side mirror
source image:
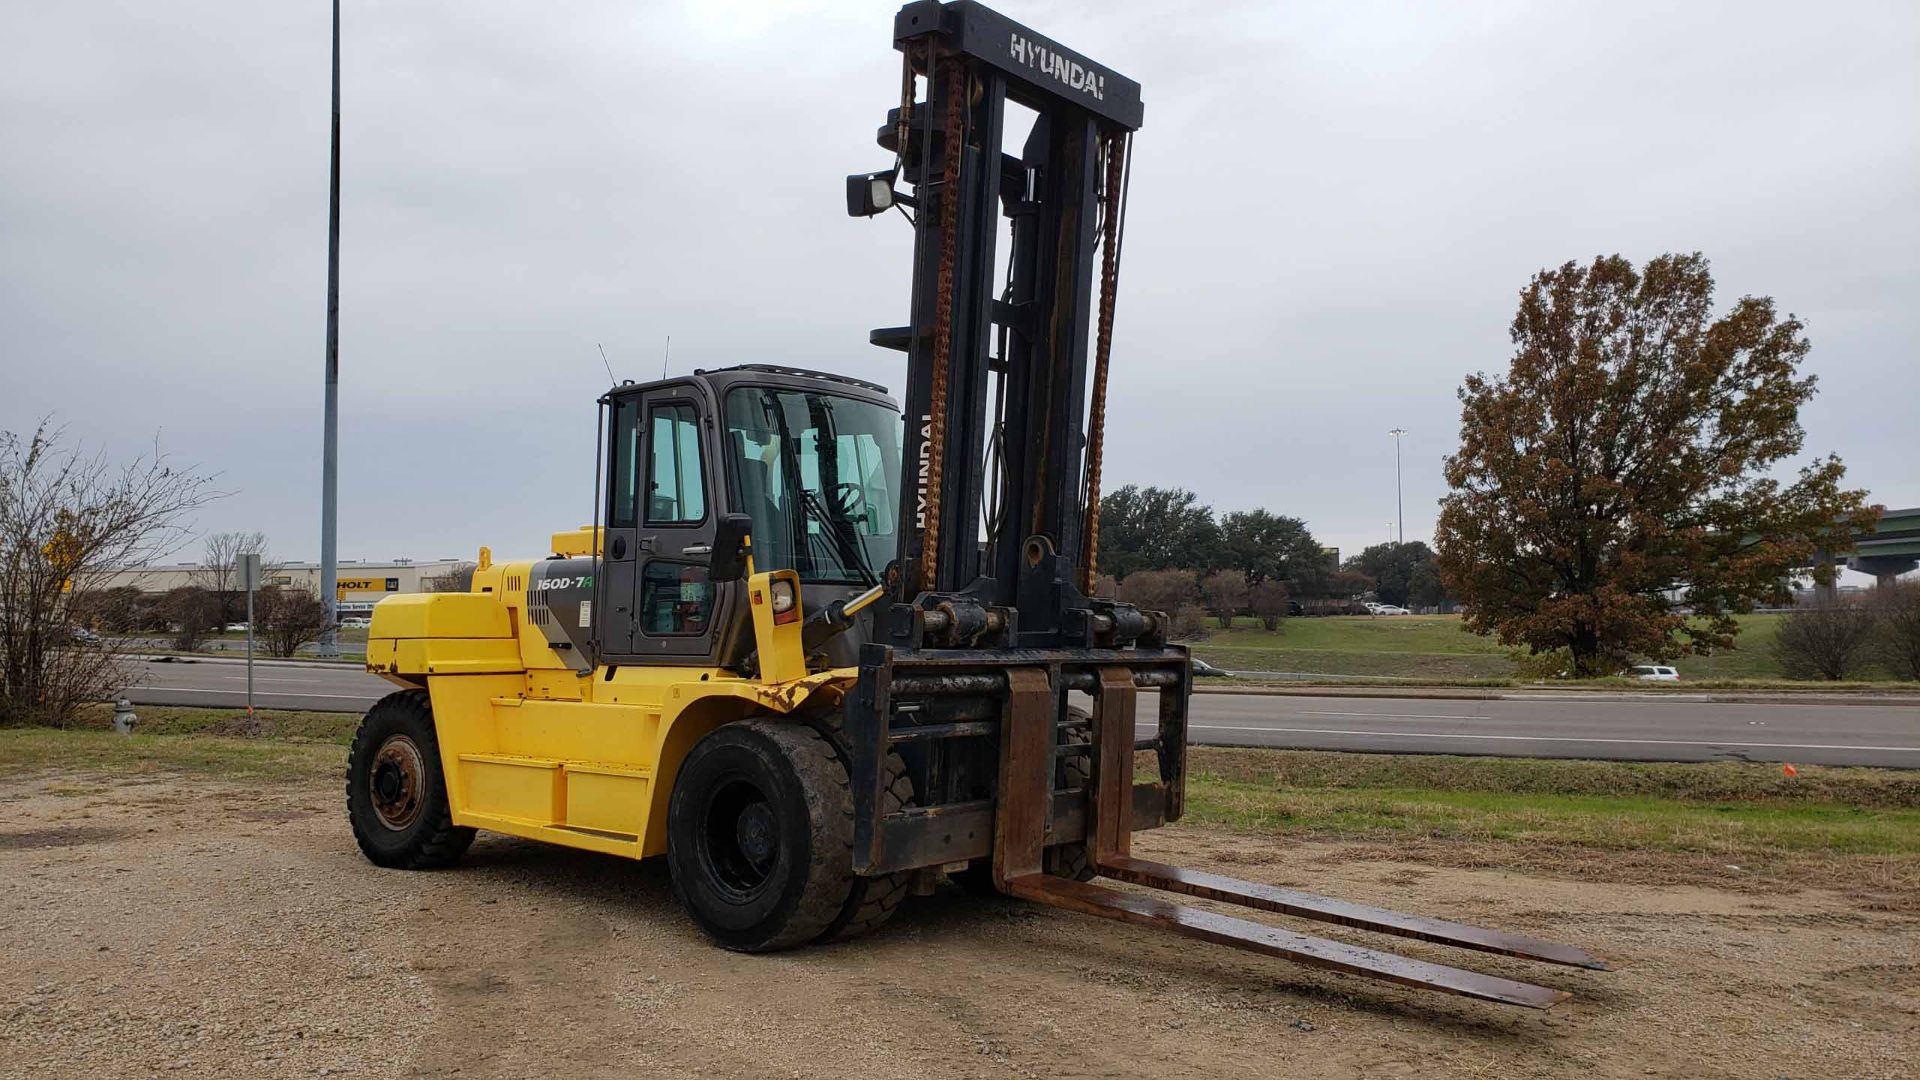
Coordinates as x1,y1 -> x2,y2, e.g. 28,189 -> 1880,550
710,513 -> 753,580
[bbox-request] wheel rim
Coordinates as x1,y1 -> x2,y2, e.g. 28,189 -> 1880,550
370,734 -> 427,832
699,774 -> 780,902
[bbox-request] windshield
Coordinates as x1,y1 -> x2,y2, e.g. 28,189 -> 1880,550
724,386 -> 902,585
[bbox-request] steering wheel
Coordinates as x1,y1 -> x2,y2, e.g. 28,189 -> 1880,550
831,483 -> 869,523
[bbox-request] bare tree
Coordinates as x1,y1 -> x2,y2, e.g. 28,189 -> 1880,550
193,531 -> 277,624
1872,582 -> 1920,680
1248,579 -> 1289,631
1170,604 -> 1211,642
255,586 -> 331,658
1,422 -> 218,727
161,586 -> 221,652
1115,568 -> 1198,616
427,562 -> 477,593
1200,570 -> 1249,629
1772,599 -> 1878,681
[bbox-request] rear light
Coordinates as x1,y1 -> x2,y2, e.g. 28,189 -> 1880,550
770,578 -> 799,625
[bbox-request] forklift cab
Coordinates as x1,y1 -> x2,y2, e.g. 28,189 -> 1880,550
594,365 -> 902,670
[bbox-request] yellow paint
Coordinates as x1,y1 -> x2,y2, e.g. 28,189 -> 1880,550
747,568 -> 808,683
369,555 -> 856,861
549,527 -> 601,557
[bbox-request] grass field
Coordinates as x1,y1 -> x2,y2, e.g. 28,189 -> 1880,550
6,718 -> 1915,891
1186,612 -> 1909,683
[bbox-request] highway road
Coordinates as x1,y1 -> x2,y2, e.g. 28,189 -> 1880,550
118,657 -> 1920,768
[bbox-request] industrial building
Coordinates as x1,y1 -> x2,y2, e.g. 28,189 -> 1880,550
90,558 -> 472,618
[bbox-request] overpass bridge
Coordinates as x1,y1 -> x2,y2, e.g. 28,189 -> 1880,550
1835,505 -> 1920,586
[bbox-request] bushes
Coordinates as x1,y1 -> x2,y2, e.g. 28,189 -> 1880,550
1773,599 -> 1879,680
1872,582 -> 1920,680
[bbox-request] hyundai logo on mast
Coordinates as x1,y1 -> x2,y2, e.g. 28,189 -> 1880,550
1008,32 -> 1105,102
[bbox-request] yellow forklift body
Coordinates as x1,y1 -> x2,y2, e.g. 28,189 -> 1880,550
367,557 -> 838,860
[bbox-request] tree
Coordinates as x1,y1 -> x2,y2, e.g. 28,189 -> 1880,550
1219,509 -> 1323,589
1200,570 -> 1249,629
1406,561 -> 1451,612
1,423 -> 216,726
161,587 -> 221,652
255,586 -> 330,658
1096,486 -> 1220,579
1773,599 -> 1877,681
1247,578 -> 1289,631
65,585 -> 151,633
193,531 -> 275,624
427,562 -> 478,593
1115,568 -> 1197,616
1345,541 -> 1436,607
1871,582 -> 1920,680
1434,254 -> 1871,677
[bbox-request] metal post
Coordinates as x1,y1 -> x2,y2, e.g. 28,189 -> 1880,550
245,581 -> 256,716
1388,428 -> 1407,546
318,0 -> 341,656
239,552 -> 261,719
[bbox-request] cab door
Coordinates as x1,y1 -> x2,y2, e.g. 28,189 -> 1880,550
630,388 -> 720,660
599,393 -> 646,656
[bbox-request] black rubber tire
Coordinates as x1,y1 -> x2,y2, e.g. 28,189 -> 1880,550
952,705 -> 1098,893
346,690 -> 475,870
813,748 -> 914,944
667,721 -> 863,953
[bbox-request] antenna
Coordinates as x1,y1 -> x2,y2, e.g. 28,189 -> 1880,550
596,342 -> 616,387
662,335 -> 672,379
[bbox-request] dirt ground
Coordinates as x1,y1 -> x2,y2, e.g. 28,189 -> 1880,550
1,770 -> 1914,1080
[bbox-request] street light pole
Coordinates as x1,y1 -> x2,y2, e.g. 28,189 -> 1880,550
1388,428 -> 1407,546
318,0 -> 341,656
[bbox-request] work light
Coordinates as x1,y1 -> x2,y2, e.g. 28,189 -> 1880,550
845,169 -> 897,217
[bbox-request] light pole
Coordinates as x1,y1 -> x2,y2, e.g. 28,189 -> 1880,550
318,0 -> 341,656
1388,428 -> 1407,546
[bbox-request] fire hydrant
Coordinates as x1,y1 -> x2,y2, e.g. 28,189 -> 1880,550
111,698 -> 137,735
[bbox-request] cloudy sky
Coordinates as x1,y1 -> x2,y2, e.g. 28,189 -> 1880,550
2,0 -> 1914,573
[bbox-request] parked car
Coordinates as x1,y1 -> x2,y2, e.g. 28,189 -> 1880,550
1371,605 -> 1411,616
340,617 -> 371,630
1190,657 -> 1236,678
224,622 -> 249,632
1627,665 -> 1679,682
68,626 -> 100,646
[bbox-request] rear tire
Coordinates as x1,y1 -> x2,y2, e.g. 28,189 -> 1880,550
668,721 -> 863,952
346,690 -> 475,870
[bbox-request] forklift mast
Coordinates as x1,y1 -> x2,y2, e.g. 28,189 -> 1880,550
859,0 -> 1148,650
836,3 -> 1607,1007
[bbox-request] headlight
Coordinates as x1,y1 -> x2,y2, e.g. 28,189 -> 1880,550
770,577 -> 799,624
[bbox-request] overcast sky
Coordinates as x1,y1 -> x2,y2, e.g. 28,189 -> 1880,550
2,0 -> 1914,574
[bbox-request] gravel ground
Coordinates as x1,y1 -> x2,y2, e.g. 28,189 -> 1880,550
1,768 -> 1914,1079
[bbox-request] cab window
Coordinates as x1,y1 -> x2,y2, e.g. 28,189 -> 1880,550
646,402 -> 707,525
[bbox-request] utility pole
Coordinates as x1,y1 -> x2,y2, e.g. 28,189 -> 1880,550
318,0 -> 341,656
1388,428 -> 1407,546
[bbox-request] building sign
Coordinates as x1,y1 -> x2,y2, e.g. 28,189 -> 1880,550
337,577 -> 401,594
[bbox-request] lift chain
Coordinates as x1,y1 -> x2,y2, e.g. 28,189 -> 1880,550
1080,131 -> 1127,594
920,53 -> 968,593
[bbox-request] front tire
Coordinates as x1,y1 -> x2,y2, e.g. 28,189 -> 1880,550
346,690 -> 475,869
667,721 -> 863,952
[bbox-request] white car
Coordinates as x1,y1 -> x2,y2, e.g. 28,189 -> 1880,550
340,617 -> 372,630
1372,605 -> 1411,615
1627,665 -> 1679,682
224,622 -> 249,632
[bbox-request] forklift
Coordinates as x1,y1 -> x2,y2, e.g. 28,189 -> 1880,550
348,0 -> 1607,1007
